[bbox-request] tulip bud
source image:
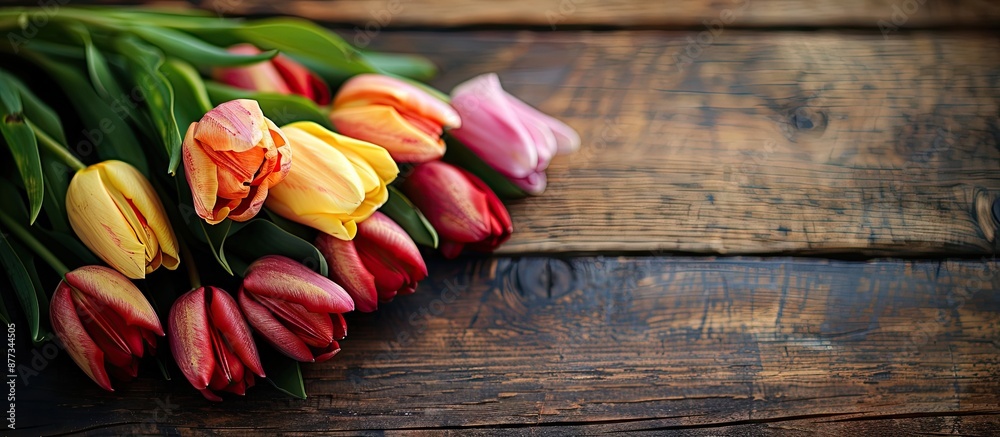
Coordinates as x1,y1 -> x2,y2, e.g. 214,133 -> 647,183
330,74 -> 461,163
450,73 -> 580,195
182,99 -> 292,225
49,266 -> 164,391
169,286 -> 264,401
265,122 -> 398,240
401,161 -> 512,259
316,212 -> 427,312
238,256 -> 354,362
214,44 -> 331,105
66,160 -> 180,279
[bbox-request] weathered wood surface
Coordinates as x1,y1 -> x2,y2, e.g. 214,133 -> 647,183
20,256 -> 1000,435
111,0 -> 1000,28
359,31 -> 1000,256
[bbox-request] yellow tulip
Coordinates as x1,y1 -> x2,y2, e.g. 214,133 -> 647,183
66,160 -> 180,279
265,122 -> 398,240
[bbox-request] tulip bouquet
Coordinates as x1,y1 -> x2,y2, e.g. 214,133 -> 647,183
0,6 -> 577,401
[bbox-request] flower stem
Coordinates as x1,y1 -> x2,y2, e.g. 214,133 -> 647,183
27,120 -> 86,171
178,238 -> 201,290
0,211 -> 70,276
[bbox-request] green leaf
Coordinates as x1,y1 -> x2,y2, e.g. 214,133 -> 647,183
443,136 -> 528,199
263,209 -> 317,243
18,242 -> 52,343
226,219 -> 328,277
0,231 -> 41,343
15,75 -> 67,146
129,26 -> 278,67
24,50 -> 149,174
39,151 -> 71,232
200,219 -> 235,276
381,186 -> 439,248
113,35 -> 182,175
205,82 -> 333,129
65,24 -> 127,102
362,52 -> 438,81
230,18 -> 376,83
260,345 -> 307,400
0,70 -> 44,224
160,58 -> 212,128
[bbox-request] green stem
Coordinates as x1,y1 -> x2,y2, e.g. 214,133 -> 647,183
178,238 -> 200,290
27,120 -> 85,171
0,211 -> 70,276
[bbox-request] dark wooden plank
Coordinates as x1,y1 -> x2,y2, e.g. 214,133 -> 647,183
357,30 -> 1000,256
122,0 -> 1000,28
20,256 -> 1000,435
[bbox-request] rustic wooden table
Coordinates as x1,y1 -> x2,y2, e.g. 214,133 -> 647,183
18,1 -> 1000,435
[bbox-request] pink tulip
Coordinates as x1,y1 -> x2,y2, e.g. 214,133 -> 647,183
401,161 -> 512,259
449,73 -> 580,194
316,212 -> 427,312
169,286 -> 264,401
214,44 -> 331,105
238,256 -> 354,362
49,266 -> 164,391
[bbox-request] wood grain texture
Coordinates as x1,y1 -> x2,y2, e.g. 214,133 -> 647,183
20,256 -> 1000,435
190,0 -> 1000,28
357,31 -> 1000,256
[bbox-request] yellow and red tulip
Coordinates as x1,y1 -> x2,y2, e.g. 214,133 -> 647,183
401,161 -> 512,259
265,121 -> 398,240
182,99 -> 292,225
214,44 -> 331,105
315,212 -> 427,312
238,256 -> 353,362
450,73 -> 580,194
169,286 -> 264,402
329,74 -> 461,163
49,266 -> 164,391
66,160 -> 180,279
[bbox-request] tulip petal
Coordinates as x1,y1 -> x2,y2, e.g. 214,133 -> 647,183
312,340 -> 341,363
207,287 -> 265,377
215,44 -> 294,96
504,87 -> 580,154
100,161 -> 180,272
288,122 -> 397,189
272,53 -> 331,105
334,74 -> 460,129
67,168 -> 147,279
169,287 -> 214,390
50,283 -> 114,392
355,212 -> 427,299
450,73 -> 539,179
268,126 -> 365,211
243,255 -> 355,314
66,266 -> 164,335
254,295 -> 334,348
316,233 -> 379,312
331,105 -> 446,163
402,161 -> 492,244
183,123 -> 228,224
194,100 -> 267,153
238,289 -> 315,362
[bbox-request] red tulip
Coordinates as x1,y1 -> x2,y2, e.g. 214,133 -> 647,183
401,161 -> 512,259
214,44 -> 331,105
316,212 -> 427,312
49,266 -> 164,391
169,286 -> 264,401
238,256 -> 354,362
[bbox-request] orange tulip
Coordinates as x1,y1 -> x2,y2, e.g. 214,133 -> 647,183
214,44 -> 331,105
182,99 -> 291,225
49,266 -> 164,391
330,74 -> 460,163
